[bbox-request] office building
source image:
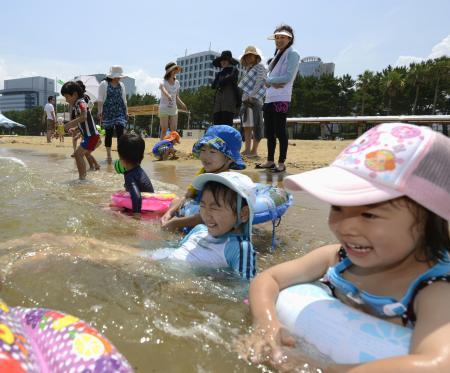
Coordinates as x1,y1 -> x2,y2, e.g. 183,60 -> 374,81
0,77 -> 56,112
176,51 -> 221,91
298,56 -> 335,78
90,74 -> 137,97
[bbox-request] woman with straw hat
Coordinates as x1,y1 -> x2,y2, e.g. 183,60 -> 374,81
159,62 -> 187,140
97,65 -> 128,163
238,46 -> 267,158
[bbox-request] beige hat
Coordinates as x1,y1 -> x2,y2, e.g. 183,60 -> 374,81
164,62 -> 182,76
107,65 -> 126,79
240,46 -> 263,65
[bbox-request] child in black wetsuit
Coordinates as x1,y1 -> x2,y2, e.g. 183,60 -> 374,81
117,133 -> 154,215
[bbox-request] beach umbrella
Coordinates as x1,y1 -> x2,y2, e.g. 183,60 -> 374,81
74,75 -> 100,102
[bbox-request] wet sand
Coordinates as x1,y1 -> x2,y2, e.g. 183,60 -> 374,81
0,135 -> 351,172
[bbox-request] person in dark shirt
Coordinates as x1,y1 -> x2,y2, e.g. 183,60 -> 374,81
117,133 -> 154,214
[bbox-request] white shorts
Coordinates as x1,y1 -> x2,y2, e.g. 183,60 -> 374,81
242,108 -> 254,128
159,106 -> 178,118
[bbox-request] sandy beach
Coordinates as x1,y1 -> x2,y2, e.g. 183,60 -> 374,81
0,135 -> 351,172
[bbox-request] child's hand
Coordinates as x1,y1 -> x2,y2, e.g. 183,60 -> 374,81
238,324 -> 296,366
161,216 -> 183,231
160,210 -> 173,225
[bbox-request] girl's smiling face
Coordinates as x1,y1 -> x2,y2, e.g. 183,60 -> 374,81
328,198 -> 425,271
199,146 -> 232,173
200,189 -> 237,237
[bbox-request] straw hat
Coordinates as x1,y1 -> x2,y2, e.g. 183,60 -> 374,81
165,62 -> 182,75
240,46 -> 263,65
107,65 -> 126,79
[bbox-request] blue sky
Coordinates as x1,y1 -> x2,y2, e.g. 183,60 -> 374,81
1,0 -> 449,96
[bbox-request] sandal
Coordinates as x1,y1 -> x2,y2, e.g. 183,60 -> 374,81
271,165 -> 287,173
255,163 -> 276,170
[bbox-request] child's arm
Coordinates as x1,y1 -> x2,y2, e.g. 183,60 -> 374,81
161,197 -> 185,225
161,213 -> 203,232
243,244 -> 339,362
126,181 -> 143,214
64,107 -> 87,131
159,83 -> 172,101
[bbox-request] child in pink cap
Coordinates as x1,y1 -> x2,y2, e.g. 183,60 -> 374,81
241,123 -> 450,371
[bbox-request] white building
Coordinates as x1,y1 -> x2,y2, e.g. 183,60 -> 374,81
176,51 -> 221,91
298,56 -> 335,78
0,77 -> 56,112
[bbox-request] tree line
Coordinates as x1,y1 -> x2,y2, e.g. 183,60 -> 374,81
3,56 -> 448,136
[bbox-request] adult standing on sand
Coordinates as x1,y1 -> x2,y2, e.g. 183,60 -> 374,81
211,51 -> 240,126
159,62 -> 187,139
97,65 -> 128,163
43,96 -> 56,143
255,24 -> 300,173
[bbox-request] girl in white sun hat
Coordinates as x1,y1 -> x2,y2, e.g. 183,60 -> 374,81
242,122 -> 450,371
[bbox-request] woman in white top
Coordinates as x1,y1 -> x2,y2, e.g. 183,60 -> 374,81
159,62 -> 187,140
255,25 -> 300,173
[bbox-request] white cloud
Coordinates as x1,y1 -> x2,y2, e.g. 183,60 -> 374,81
428,34 -> 450,59
127,69 -> 162,97
395,34 -> 450,66
395,55 -> 425,67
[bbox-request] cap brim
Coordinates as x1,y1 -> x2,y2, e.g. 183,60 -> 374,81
283,166 -> 403,206
193,173 -> 255,211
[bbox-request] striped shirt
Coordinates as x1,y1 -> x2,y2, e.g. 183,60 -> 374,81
238,63 -> 267,104
72,97 -> 98,138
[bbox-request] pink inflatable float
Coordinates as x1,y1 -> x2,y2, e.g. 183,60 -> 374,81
0,301 -> 132,372
110,191 -> 176,213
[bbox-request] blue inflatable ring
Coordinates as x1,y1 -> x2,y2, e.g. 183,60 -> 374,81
181,183 -> 293,225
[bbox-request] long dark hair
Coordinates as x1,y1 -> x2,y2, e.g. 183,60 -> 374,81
267,24 -> 295,72
392,197 -> 450,263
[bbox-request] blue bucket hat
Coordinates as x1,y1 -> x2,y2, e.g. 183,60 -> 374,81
192,125 -> 246,170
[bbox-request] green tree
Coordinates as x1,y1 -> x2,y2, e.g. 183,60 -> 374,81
355,70 -> 375,115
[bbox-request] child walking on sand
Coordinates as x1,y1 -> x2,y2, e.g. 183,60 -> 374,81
56,117 -> 65,142
152,130 -> 181,160
118,132 -> 154,215
161,125 -> 245,231
242,123 -> 450,372
61,81 -> 100,179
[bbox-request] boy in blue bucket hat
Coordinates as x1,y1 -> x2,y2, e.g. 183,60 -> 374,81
161,125 -> 246,231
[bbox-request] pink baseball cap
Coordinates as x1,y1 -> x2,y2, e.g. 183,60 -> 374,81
284,123 -> 450,220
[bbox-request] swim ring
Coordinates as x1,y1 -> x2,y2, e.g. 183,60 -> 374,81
0,301 -> 132,372
114,159 -> 127,174
181,183 -> 292,225
111,191 -> 176,213
276,283 -> 411,364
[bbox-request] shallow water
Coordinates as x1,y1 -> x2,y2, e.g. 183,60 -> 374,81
0,147 -> 334,372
